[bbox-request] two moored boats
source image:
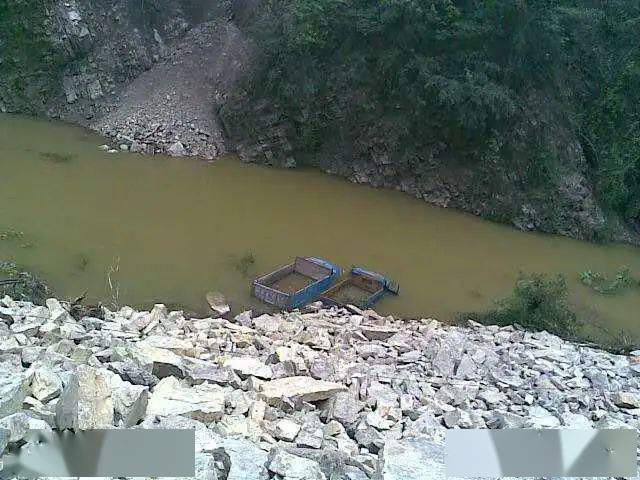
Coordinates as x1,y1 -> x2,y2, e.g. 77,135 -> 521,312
251,256 -> 399,310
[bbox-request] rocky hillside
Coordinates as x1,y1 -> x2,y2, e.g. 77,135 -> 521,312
0,294 -> 639,478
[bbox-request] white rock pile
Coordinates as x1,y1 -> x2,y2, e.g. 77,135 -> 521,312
0,295 -> 639,479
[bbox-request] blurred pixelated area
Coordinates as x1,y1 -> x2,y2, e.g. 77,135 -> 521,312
0,429 -> 194,478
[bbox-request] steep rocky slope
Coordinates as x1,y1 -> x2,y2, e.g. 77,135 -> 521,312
0,295 -> 639,478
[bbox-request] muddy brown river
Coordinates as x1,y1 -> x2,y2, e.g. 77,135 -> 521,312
1,114 -> 640,336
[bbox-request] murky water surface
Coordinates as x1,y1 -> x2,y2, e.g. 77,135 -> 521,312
1,115 -> 640,335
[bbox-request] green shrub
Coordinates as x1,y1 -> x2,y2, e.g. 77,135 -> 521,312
464,273 -> 582,338
580,266 -> 638,294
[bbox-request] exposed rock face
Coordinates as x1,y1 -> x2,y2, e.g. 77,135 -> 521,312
0,0 -> 247,159
0,294 -> 639,479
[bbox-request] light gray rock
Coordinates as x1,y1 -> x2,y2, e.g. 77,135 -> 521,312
147,377 -> 225,422
139,335 -> 195,356
403,411 -> 446,443
378,438 -> 445,480
30,369 -> 63,402
225,356 -> 273,379
167,141 -> 187,157
109,375 -> 149,427
296,422 -> 324,449
275,418 -> 301,441
361,325 -> 398,341
206,291 -> 230,316
130,344 -> 185,379
260,376 -> 346,405
56,365 -> 115,429
107,361 -> 159,387
323,391 -> 363,427
267,447 -> 326,480
213,435 -> 270,480
611,391 -> 640,409
524,406 -> 561,428
355,423 -> 384,453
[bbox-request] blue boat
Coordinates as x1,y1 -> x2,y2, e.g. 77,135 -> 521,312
252,257 -> 341,309
320,267 -> 399,309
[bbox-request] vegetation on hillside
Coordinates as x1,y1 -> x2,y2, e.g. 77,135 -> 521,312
229,0 -> 640,231
0,0 -> 66,106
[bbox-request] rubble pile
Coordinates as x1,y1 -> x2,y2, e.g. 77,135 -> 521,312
0,295 -> 638,479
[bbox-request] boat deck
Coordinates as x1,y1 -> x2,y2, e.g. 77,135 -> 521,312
269,272 -> 315,294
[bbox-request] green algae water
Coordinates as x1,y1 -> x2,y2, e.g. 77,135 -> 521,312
1,114 -> 640,335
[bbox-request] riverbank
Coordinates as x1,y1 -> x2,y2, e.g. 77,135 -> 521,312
0,294 -> 638,478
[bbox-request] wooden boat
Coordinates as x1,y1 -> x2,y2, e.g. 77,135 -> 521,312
252,257 -> 341,309
320,267 -> 399,309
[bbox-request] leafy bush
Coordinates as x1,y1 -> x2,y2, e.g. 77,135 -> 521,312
580,266 -> 638,294
464,273 -> 581,339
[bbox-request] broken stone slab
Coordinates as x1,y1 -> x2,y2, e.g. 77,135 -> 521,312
107,361 -> 159,387
59,322 -> 87,340
403,411 -> 446,444
296,422 -> 324,449
611,391 -> 640,409
275,418 -> 301,441
378,438 -> 445,480
361,325 -> 399,341
206,291 -> 230,317
224,356 -> 273,380
355,423 -> 384,453
252,314 -> 283,333
139,335 -> 195,356
185,360 -> 233,386
129,344 -> 185,379
45,298 -> 73,323
30,368 -> 63,403
203,434 -> 270,480
267,447 -> 326,480
109,375 -> 149,427
55,365 -> 115,430
147,377 -> 225,422
260,376 -> 347,405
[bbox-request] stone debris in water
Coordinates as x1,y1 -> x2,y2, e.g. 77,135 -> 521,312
206,290 -> 231,316
0,293 -> 639,479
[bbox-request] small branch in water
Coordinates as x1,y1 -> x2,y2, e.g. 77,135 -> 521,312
106,256 -> 121,309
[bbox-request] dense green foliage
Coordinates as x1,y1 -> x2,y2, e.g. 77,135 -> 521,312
237,0 -> 640,225
580,266 -> 639,295
0,0 -> 66,104
465,273 -> 582,338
